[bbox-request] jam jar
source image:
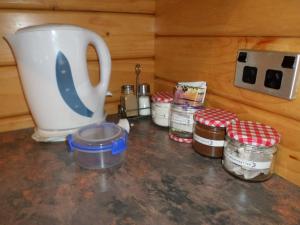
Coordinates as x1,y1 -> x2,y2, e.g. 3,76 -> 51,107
192,108 -> 238,158
151,91 -> 173,127
169,103 -> 203,143
222,121 -> 280,182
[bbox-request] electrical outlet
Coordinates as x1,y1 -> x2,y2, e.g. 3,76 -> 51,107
235,50 -> 300,100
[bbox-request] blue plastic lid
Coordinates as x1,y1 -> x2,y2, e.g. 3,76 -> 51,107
67,122 -> 127,155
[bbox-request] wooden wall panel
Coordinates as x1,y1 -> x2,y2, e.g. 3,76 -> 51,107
0,58 -> 154,122
156,37 -> 300,122
156,1 -> 300,185
0,115 -> 34,133
0,10 -> 154,66
0,0 -> 155,14
0,66 -> 29,117
157,0 -> 300,36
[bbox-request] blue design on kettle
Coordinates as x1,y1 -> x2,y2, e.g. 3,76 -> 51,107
56,51 -> 93,117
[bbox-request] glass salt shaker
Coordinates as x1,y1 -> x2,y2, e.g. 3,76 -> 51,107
138,83 -> 151,116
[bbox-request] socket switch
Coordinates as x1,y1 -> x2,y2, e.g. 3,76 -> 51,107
235,50 -> 300,100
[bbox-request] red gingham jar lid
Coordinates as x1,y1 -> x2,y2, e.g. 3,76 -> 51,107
226,121 -> 280,147
169,133 -> 192,143
194,108 -> 238,128
152,91 -> 173,103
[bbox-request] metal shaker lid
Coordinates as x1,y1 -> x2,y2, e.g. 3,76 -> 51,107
121,84 -> 134,94
138,83 -> 150,96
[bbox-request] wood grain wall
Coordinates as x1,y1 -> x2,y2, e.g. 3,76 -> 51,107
0,0 -> 155,132
156,0 -> 300,186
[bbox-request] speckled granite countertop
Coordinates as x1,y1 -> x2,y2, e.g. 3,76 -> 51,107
0,118 -> 300,225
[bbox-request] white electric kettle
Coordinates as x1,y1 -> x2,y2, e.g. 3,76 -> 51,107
5,24 -> 111,141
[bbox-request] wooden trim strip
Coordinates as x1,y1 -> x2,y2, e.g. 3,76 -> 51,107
0,114 -> 34,133
156,0 -> 300,37
0,0 -> 155,14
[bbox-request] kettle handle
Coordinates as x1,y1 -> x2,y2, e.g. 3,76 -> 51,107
84,30 -> 111,96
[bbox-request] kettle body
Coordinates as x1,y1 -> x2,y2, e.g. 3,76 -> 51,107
5,24 -> 111,140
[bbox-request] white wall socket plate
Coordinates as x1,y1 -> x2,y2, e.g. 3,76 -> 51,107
235,49 -> 300,100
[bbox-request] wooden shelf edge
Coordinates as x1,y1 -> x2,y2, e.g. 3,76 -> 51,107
0,114 -> 34,133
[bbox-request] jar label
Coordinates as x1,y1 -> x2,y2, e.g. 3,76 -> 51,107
153,103 -> 170,110
193,133 -> 224,147
171,112 -> 194,133
152,109 -> 169,118
224,151 -> 271,169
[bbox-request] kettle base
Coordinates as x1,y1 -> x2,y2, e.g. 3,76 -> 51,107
32,127 -> 81,142
31,115 -> 106,142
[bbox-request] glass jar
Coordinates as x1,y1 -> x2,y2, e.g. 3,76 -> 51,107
192,108 -> 237,158
193,124 -> 226,158
151,92 -> 173,127
152,102 -> 171,127
169,103 -> 201,141
222,120 -> 280,182
223,137 -> 277,181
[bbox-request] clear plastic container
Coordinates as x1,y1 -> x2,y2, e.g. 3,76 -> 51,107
67,122 -> 128,169
169,104 -> 202,140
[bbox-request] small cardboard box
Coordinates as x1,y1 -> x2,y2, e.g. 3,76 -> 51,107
174,82 -> 207,107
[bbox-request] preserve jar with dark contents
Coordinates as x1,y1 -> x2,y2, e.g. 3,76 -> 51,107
192,108 -> 238,158
223,121 -> 280,182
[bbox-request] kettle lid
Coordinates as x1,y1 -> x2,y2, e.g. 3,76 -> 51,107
15,24 -> 84,34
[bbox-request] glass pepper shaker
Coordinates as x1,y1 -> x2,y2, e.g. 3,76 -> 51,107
120,84 -> 138,117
